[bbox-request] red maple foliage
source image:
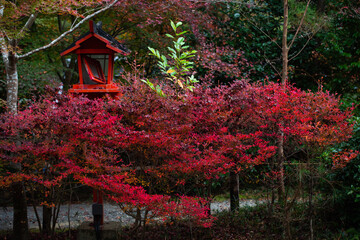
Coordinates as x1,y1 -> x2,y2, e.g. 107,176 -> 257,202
0,80 -> 355,227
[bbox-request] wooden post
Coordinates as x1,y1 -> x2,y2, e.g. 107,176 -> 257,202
93,190 -> 104,225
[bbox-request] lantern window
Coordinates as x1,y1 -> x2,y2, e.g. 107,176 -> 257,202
83,56 -> 106,84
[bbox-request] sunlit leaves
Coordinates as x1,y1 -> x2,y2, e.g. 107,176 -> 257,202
144,20 -> 198,95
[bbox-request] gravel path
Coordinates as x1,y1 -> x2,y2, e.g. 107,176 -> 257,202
0,200 -> 260,230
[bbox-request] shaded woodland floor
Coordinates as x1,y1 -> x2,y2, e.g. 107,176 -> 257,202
1,202 -> 356,240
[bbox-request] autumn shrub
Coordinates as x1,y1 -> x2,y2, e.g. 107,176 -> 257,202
322,116 -> 360,230
0,79 -> 356,234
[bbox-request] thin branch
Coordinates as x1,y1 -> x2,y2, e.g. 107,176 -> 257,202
17,0 -> 119,60
289,36 -> 312,61
17,13 -> 38,39
30,185 -> 42,232
238,10 -> 281,49
289,24 -> 323,62
258,50 -> 281,77
288,0 -> 311,50
70,7 -> 99,29
57,15 -> 64,33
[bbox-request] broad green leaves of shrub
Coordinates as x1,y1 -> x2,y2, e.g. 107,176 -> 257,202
142,21 -> 198,96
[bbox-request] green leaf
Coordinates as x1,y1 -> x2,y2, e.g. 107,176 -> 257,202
170,20 -> 176,31
146,20 -> 198,94
141,79 -> 155,90
155,85 -> 166,97
167,47 -> 176,54
148,47 -> 162,59
165,33 -> 174,39
170,53 -> 177,59
189,75 -> 198,83
148,47 -> 156,55
176,31 -> 187,36
174,43 -> 181,51
187,85 -> 195,91
177,37 -> 185,44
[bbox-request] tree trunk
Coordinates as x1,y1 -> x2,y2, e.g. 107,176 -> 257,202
61,55 -> 77,91
278,0 -> 289,200
280,1 -> 291,239
281,0 -> 289,85
6,48 -> 19,113
309,165 -> 314,240
1,36 -> 19,113
12,182 -> 29,240
277,132 -> 286,201
229,170 -> 239,212
1,34 -> 29,239
43,205 -> 52,235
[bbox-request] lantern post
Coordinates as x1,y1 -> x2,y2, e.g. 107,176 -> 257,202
60,20 -> 129,229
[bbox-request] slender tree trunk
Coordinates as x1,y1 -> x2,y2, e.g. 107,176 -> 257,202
68,182 -> 73,239
280,1 -> 291,239
1,38 -> 29,239
229,170 -> 239,212
278,0 -> 289,202
206,181 -> 212,216
282,0 -> 289,85
12,182 -> 29,240
309,164 -> 314,240
277,133 -> 286,201
61,55 -> 77,91
58,15 -> 77,91
269,157 -> 276,215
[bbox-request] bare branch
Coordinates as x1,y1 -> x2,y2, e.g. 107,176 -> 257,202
289,37 -> 311,62
265,58 -> 281,77
288,0 -> 311,50
17,13 -> 38,39
71,7 -> 99,29
17,0 -> 119,60
289,24 -> 323,62
238,10 -> 282,49
257,49 -> 281,77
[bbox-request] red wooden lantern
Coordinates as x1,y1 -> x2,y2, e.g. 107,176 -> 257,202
60,21 -> 129,227
60,20 -> 129,99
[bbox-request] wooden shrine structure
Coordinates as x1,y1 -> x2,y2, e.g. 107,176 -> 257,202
61,21 -> 129,229
61,20 -> 129,99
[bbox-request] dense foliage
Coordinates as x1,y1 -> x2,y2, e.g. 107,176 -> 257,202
0,78 -> 355,235
1,0 -> 360,238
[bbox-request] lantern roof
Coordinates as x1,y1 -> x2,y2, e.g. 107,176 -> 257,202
60,21 -> 129,56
